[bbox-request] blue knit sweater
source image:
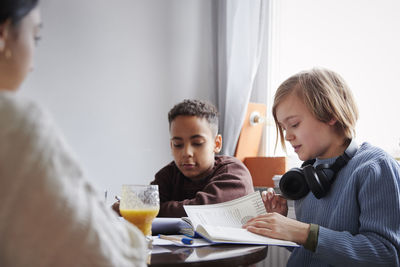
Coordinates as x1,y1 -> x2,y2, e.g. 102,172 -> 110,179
287,142 -> 400,266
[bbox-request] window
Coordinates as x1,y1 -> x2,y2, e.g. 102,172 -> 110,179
266,0 -> 400,164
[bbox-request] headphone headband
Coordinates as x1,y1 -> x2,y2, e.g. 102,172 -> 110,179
327,139 -> 358,174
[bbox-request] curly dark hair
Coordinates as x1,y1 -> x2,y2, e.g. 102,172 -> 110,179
0,0 -> 39,25
168,99 -> 219,135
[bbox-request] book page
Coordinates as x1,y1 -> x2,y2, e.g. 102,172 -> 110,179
183,192 -> 266,229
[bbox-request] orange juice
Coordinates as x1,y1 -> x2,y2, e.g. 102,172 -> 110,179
120,208 -> 159,236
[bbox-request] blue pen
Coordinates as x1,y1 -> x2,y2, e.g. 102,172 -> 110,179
158,234 -> 193,245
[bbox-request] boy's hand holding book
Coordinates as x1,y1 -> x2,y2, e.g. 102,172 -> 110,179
261,188 -> 288,216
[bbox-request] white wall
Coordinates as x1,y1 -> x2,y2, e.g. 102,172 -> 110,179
20,0 -> 217,202
269,0 -> 400,160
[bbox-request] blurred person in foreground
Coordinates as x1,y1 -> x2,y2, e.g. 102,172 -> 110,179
0,1 -> 146,266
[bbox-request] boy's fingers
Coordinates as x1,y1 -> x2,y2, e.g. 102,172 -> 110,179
262,188 -> 280,212
266,188 -> 275,201
261,191 -> 268,202
272,198 -> 277,209
267,187 -> 275,193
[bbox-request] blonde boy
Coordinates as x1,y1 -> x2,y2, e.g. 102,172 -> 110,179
244,68 -> 400,266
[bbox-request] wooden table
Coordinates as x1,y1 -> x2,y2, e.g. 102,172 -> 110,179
148,244 -> 268,267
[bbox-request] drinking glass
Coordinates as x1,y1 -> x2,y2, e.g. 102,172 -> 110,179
120,185 -> 160,238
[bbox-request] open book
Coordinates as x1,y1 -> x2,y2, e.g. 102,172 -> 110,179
171,192 -> 297,247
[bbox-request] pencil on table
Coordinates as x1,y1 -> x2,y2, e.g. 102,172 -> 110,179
158,234 -> 193,245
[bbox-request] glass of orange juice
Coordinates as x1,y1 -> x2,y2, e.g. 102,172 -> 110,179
120,185 -> 160,238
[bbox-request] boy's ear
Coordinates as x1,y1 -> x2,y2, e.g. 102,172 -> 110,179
328,118 -> 337,126
214,134 -> 222,153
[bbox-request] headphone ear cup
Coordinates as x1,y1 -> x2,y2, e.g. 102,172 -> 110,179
303,165 -> 331,199
279,168 -> 310,200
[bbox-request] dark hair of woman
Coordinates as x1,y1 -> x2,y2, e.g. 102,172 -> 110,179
0,0 -> 39,25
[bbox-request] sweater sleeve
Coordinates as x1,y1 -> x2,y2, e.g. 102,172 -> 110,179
153,158 -> 254,217
314,156 -> 400,266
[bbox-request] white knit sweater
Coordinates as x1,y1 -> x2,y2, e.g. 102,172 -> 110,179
0,91 -> 146,267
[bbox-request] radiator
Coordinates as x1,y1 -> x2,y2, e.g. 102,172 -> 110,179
256,246 -> 291,267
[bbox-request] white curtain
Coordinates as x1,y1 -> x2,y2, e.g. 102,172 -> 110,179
217,0 -> 267,156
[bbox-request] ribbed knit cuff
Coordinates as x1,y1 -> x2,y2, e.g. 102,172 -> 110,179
304,223 -> 319,252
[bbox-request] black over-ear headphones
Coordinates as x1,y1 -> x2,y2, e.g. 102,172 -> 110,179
279,139 -> 358,200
